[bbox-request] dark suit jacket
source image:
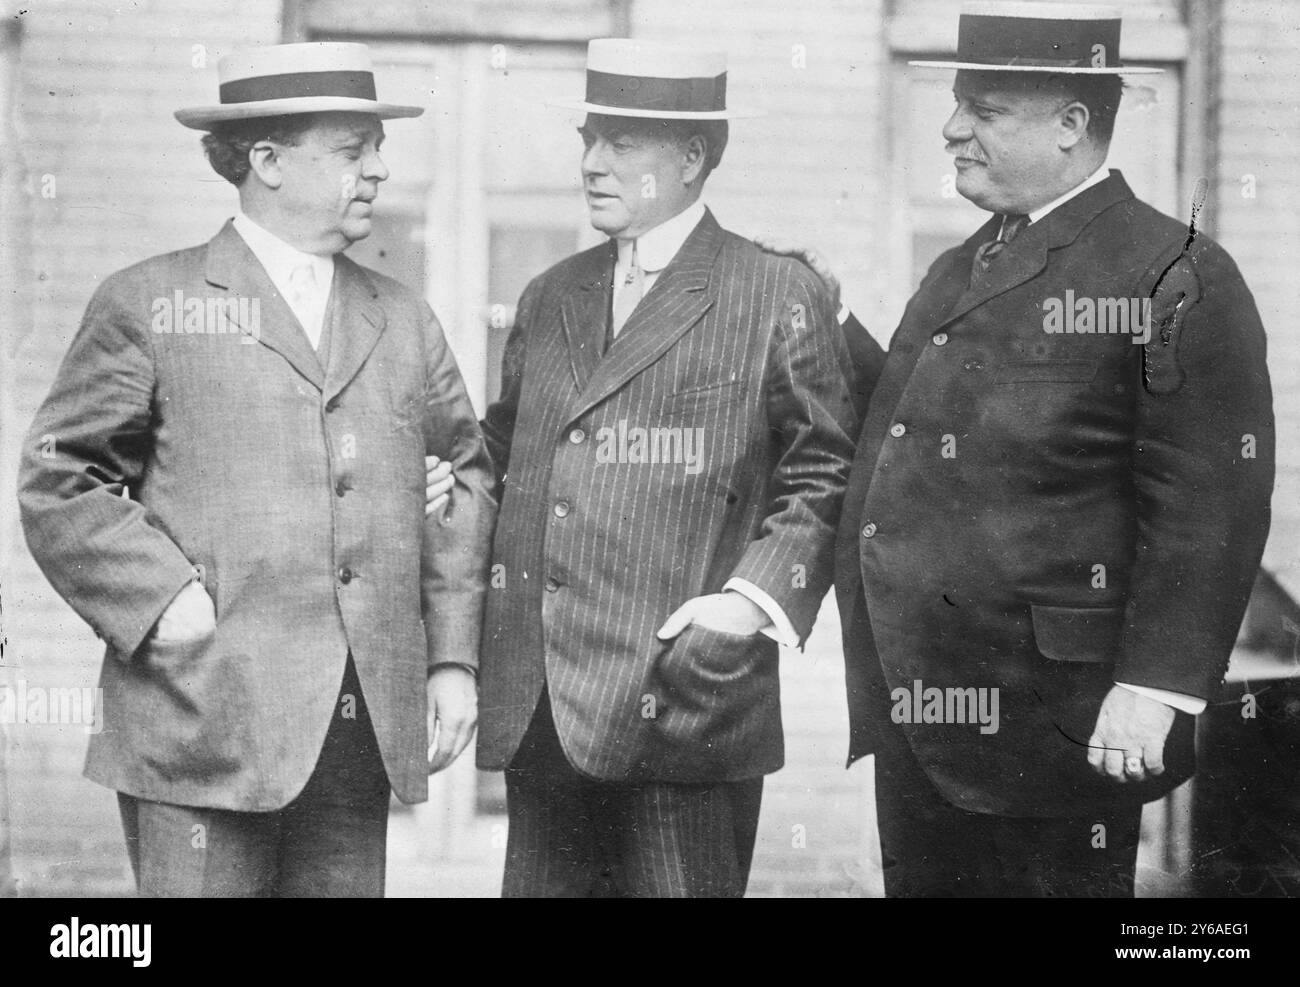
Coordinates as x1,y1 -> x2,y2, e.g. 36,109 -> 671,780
835,172 -> 1275,816
477,209 -> 858,782
18,221 -> 496,810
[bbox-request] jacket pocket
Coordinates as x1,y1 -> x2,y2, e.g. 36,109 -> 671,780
1030,605 -> 1123,663
994,360 -> 1098,384
656,377 -> 745,423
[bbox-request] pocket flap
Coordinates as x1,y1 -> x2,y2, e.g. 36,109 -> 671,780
995,360 -> 1098,384
1030,605 -> 1123,663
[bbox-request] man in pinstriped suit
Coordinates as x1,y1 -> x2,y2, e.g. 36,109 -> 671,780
475,39 -> 859,897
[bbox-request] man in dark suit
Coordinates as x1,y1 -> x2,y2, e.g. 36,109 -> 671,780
475,39 -> 857,897
768,2 -> 1274,896
18,43 -> 495,896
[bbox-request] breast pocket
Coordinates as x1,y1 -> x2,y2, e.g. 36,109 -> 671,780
655,376 -> 745,423
994,360 -> 1098,384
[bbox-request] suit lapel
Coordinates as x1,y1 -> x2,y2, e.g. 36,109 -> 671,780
565,209 -> 723,424
559,243 -> 615,392
322,256 -> 387,404
204,220 -> 325,391
938,171 -> 1135,330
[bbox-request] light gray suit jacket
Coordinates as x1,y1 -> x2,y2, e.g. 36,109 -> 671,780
18,221 -> 496,810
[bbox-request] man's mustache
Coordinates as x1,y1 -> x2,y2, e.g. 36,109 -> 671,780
946,142 -> 988,163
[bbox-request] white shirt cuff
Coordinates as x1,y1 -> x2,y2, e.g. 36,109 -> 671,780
723,578 -> 799,648
1115,681 -> 1207,715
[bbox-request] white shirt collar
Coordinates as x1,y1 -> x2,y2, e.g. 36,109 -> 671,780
615,199 -> 707,273
232,212 -> 335,288
1026,165 -> 1111,224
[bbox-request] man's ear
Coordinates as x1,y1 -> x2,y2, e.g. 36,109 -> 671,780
1057,100 -> 1090,151
247,139 -> 284,190
680,133 -> 707,186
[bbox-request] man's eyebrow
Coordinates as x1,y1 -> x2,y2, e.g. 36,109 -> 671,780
336,123 -> 385,144
954,88 -> 1013,111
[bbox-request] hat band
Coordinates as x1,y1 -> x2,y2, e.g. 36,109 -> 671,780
584,69 -> 726,114
219,70 -> 378,105
958,13 -> 1122,69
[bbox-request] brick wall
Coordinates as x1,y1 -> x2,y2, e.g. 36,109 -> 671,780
1,0 -> 1295,898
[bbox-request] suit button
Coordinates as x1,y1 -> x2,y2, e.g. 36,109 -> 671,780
553,500 -> 570,518
545,577 -> 561,592
568,428 -> 586,445
932,333 -> 949,346
861,522 -> 877,539
338,567 -> 354,584
335,479 -> 349,497
889,423 -> 906,438
325,397 -> 340,412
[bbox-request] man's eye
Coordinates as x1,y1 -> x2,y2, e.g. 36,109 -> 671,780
612,141 -> 633,153
974,107 -> 996,120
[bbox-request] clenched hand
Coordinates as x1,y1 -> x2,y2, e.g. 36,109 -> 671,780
1086,685 -> 1176,784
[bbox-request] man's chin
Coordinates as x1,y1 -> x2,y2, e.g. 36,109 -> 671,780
339,222 -> 373,248
954,173 -> 999,212
586,207 -> 630,238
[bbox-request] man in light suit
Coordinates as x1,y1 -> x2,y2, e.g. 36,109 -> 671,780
475,39 -> 857,898
18,43 -> 495,896
769,2 -> 1274,896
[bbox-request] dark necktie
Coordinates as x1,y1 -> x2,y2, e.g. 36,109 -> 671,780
969,213 -> 1029,287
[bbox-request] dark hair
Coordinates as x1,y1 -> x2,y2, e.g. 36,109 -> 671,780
200,114 -> 317,186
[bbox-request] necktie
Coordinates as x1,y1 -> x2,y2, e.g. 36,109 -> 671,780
288,262 -> 322,348
969,213 -> 1029,287
609,241 -> 645,344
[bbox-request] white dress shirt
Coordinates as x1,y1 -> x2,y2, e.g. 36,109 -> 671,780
610,198 -> 707,332
611,199 -> 799,647
232,212 -> 335,350
1026,163 -> 1110,224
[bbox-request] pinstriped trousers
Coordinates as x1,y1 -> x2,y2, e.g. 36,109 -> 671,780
503,690 -> 763,898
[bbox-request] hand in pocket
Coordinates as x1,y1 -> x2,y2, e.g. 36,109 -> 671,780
152,580 -> 216,644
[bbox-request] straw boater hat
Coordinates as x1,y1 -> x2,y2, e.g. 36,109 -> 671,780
175,42 -> 423,130
909,2 -> 1162,75
550,38 -> 759,120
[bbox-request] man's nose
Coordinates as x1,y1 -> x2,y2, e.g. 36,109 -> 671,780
581,142 -> 608,178
942,106 -> 971,144
363,148 -> 389,183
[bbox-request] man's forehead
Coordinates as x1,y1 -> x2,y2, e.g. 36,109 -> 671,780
582,114 -> 660,140
953,72 -> 1057,108
305,112 -> 385,141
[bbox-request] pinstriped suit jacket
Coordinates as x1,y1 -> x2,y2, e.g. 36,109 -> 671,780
477,209 -> 858,782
